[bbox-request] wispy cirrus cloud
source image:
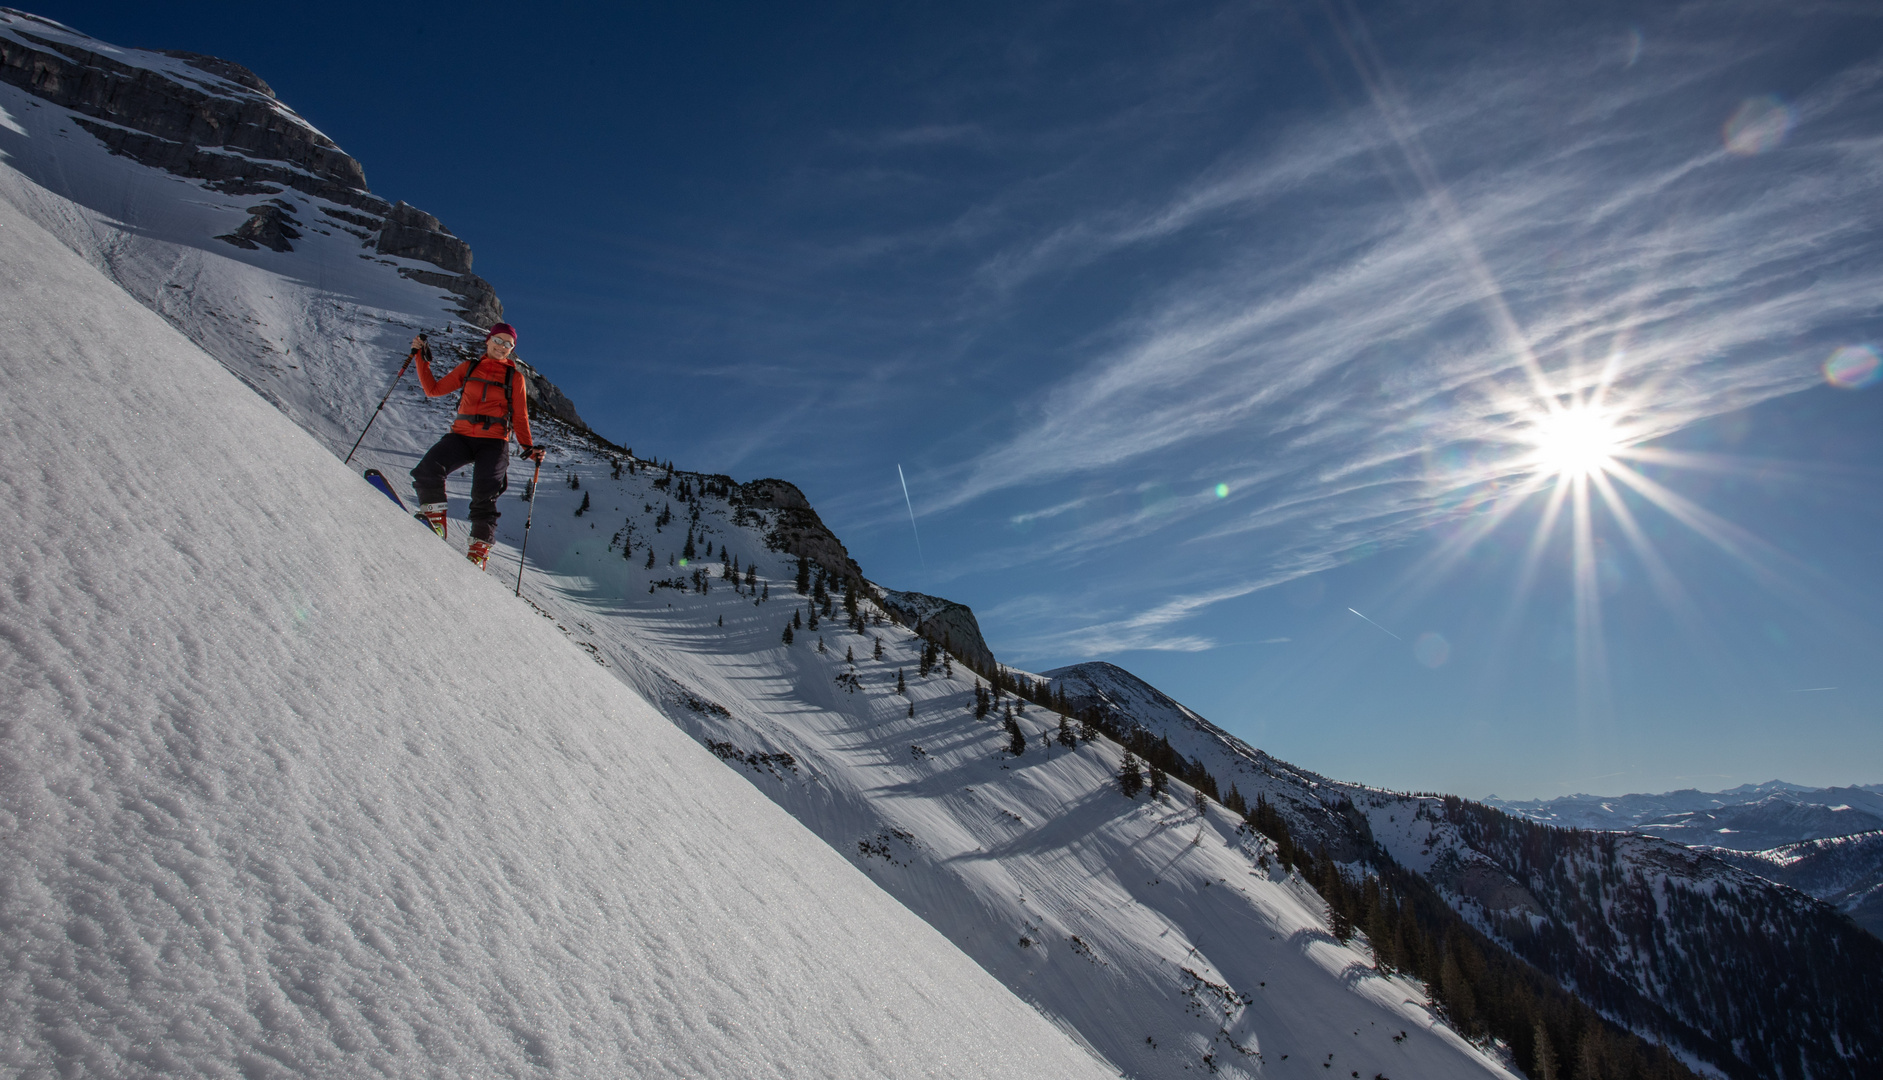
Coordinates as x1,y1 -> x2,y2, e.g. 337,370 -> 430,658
939,24 -> 1883,656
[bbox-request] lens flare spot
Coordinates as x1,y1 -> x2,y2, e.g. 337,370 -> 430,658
1824,345 -> 1880,390
1413,632 -> 1451,669
1723,95 -> 1792,156
678,558 -> 688,567
1214,483 -> 1229,499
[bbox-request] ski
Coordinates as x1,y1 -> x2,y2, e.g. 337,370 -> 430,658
363,468 -> 408,511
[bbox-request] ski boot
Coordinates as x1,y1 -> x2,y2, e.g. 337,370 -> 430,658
416,503 -> 447,538
467,538 -> 493,571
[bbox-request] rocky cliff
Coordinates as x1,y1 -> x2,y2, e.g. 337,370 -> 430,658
878,590 -> 998,676
741,478 -> 864,584
0,9 -> 500,326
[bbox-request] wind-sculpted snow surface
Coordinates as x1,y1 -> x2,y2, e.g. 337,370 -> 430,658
0,190 -> 1118,1078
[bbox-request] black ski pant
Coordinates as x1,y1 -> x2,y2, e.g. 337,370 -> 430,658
412,433 -> 509,542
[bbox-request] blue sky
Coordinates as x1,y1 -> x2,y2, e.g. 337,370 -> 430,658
53,0 -> 1883,798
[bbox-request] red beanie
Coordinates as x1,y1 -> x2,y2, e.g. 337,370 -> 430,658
486,322 -> 518,343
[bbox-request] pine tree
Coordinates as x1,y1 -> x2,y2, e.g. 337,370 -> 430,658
569,472 -> 580,489
1323,861 -> 1354,942
682,530 -> 696,561
907,701 -> 915,718
896,668 -> 906,694
1118,752 -> 1144,798
1193,788 -> 1208,816
645,547 -> 655,569
1573,1029 -> 1602,1080
745,565 -> 757,590
1439,942 -> 1477,1034
782,624 -> 794,645
942,654 -> 952,677
974,683 -> 990,719
918,640 -> 933,678
873,636 -> 884,660
795,557 -> 810,594
574,491 -> 590,516
1004,714 -> 1025,756
817,636 -> 826,653
761,582 -> 770,601
1533,1020 -> 1559,1080
1148,763 -> 1167,800
807,605 -> 819,631
793,609 -> 802,629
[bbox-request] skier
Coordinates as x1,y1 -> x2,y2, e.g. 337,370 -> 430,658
409,322 -> 544,570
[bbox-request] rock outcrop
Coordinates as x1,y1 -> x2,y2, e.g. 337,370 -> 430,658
215,199 -> 302,252
0,14 -> 378,209
740,479 -> 864,584
879,590 -> 998,675
0,11 -> 504,327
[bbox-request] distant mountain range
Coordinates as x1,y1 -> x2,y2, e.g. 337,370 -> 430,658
1485,783 -> 1883,850
1477,785 -> 1883,937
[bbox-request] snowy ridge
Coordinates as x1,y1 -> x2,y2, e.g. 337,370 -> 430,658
1047,663 -> 1883,1079
1699,830 -> 1883,939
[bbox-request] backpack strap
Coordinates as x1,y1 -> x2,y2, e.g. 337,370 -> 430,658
454,357 -> 517,436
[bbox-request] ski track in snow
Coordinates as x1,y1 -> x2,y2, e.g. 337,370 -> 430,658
0,42 -> 1516,1077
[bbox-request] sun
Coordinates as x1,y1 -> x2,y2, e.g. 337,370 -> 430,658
1526,403 -> 1622,480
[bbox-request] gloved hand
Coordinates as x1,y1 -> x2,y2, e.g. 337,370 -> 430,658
409,333 -> 431,361
519,443 -> 546,463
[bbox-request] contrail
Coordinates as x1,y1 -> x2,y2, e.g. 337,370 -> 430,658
897,464 -> 926,567
1347,607 -> 1401,640
1790,687 -> 1837,693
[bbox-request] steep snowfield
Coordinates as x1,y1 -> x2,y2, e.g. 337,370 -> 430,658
0,183 -> 1117,1077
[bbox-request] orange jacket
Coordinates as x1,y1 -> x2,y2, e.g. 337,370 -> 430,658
416,352 -> 533,446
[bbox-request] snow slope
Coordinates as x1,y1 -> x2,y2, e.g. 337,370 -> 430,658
0,180 -> 1116,1078
378,458 -> 1518,1077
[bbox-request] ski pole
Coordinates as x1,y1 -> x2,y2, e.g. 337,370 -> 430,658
344,334 -> 427,465
515,450 -> 546,597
